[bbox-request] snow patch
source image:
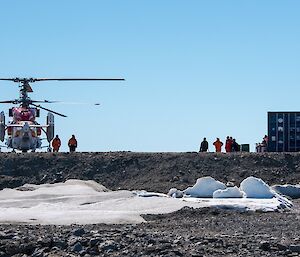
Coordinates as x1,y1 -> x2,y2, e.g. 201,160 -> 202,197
16,179 -> 110,193
0,177 -> 293,225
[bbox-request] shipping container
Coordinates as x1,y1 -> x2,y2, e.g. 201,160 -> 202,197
268,112 -> 300,152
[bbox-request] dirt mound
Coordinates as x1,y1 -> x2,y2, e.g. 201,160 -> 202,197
0,152 -> 300,192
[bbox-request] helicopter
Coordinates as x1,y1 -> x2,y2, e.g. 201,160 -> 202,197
0,77 -> 124,152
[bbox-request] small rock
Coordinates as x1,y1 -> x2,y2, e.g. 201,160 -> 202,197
173,239 -> 180,244
289,244 -> 300,253
226,181 -> 235,187
98,240 -> 118,252
68,236 -> 80,246
259,241 -> 271,251
52,238 -> 67,249
276,243 -> 287,251
0,252 -> 7,257
0,231 -> 14,240
72,228 -> 85,237
89,238 -> 101,247
31,248 -> 45,257
72,242 -> 83,253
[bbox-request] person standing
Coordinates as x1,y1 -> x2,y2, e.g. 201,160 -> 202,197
52,135 -> 61,152
199,137 -> 209,152
225,136 -> 232,152
231,139 -> 240,152
68,135 -> 78,152
213,138 -> 223,152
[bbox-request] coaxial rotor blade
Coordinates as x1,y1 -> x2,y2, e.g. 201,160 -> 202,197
34,78 -> 125,82
0,77 -> 125,83
30,100 -> 59,103
31,100 -> 100,105
0,78 -> 17,81
0,100 -> 17,103
49,101 -> 101,105
0,78 -> 25,82
31,103 -> 67,117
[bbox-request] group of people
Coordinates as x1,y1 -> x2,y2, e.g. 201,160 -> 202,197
51,135 -> 78,152
200,136 -> 240,153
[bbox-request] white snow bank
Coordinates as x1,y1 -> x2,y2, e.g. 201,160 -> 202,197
240,176 -> 275,199
213,186 -> 245,198
0,180 -> 200,225
0,178 -> 293,225
272,184 -> 300,199
184,177 -> 226,197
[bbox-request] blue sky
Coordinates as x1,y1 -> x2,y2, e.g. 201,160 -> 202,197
0,1 -> 300,152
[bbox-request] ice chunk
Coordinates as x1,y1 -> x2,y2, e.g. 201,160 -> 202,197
240,176 -> 274,199
184,177 -> 226,197
213,186 -> 245,198
167,188 -> 184,198
272,184 -> 300,199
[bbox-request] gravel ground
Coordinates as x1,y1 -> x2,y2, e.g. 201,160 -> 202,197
0,152 -> 300,256
0,203 -> 300,257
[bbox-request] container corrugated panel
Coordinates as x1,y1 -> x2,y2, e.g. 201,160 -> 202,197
268,112 -> 300,152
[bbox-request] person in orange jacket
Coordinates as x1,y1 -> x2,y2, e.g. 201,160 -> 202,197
52,135 -> 61,152
68,135 -> 77,152
225,136 -> 232,152
213,137 -> 223,152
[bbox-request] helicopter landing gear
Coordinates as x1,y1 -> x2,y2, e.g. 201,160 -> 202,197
47,146 -> 52,152
12,149 -> 16,153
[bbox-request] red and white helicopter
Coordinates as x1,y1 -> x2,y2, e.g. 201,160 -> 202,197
0,78 -> 124,152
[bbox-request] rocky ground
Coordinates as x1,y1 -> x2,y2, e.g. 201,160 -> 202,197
0,152 -> 300,256
0,205 -> 300,257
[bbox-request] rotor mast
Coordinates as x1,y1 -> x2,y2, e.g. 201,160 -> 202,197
18,79 -> 34,107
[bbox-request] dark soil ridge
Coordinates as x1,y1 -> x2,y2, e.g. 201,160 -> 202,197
0,152 -> 300,192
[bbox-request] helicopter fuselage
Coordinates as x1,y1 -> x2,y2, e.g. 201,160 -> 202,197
12,107 -> 36,123
6,121 -> 42,152
5,107 -> 44,152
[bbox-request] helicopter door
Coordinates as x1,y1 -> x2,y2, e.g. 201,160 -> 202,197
0,112 -> 5,142
46,113 -> 54,143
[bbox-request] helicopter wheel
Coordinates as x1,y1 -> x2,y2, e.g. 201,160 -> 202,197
47,147 -> 52,152
12,149 -> 16,153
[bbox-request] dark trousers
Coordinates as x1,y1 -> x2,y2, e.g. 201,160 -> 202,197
69,145 -> 76,152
